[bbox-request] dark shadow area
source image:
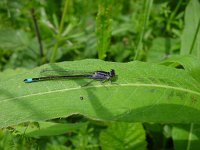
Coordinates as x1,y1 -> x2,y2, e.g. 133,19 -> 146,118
112,104 -> 200,123
145,125 -> 174,150
86,87 -> 113,119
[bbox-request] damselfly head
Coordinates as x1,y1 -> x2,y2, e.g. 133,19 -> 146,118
109,69 -> 115,77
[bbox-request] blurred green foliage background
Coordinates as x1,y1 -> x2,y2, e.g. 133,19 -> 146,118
0,0 -> 186,70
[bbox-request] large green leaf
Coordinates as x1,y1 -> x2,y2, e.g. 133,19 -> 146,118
100,122 -> 146,150
0,59 -> 200,128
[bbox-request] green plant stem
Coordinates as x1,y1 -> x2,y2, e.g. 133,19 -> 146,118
30,8 -> 46,63
186,123 -> 194,150
134,0 -> 153,60
166,0 -> 183,33
50,0 -> 70,63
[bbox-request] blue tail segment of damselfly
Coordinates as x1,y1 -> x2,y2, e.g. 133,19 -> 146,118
23,69 -> 116,83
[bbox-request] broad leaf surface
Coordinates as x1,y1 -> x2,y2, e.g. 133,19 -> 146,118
0,59 -> 200,128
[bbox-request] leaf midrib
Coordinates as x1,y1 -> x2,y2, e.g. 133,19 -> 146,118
1,83 -> 200,102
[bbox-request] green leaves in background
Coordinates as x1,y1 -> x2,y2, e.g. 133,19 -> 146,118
100,122 -> 146,150
96,0 -> 113,59
172,124 -> 200,150
50,0 -> 70,63
0,29 -> 29,50
148,37 -> 180,62
160,55 -> 200,83
0,28 -> 39,69
134,0 -> 153,61
0,0 -> 189,67
181,0 -> 200,56
14,121 -> 87,137
0,59 -> 200,128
